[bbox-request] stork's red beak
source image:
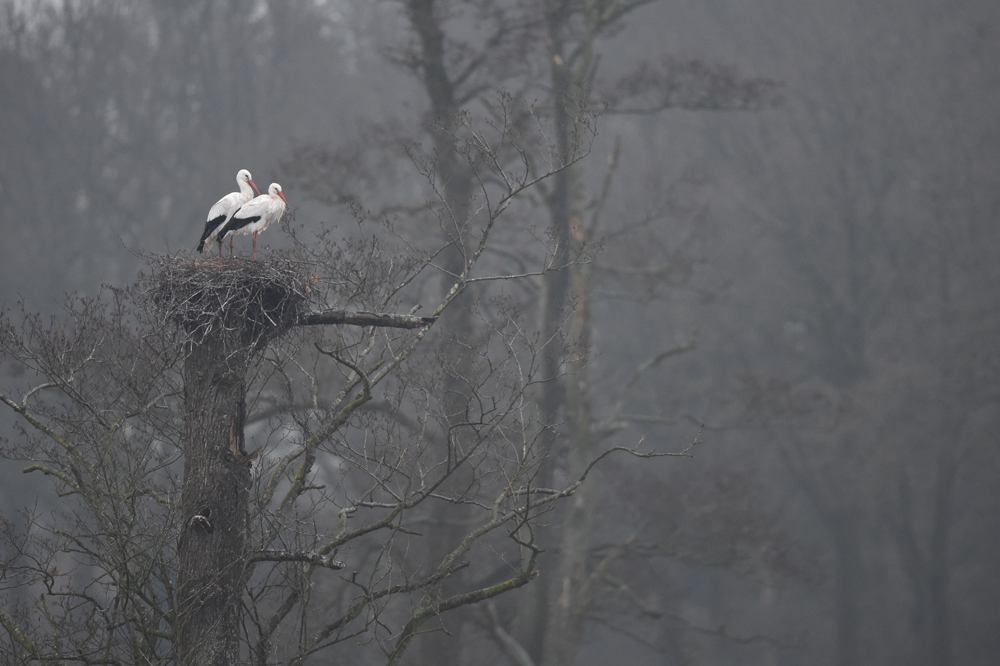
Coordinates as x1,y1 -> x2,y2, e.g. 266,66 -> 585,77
278,192 -> 288,205
249,179 -> 260,196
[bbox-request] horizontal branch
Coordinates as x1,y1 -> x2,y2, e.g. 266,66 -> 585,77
438,566 -> 540,613
294,310 -> 436,329
248,549 -> 346,570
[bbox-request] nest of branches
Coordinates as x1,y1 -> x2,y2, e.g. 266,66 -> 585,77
147,255 -> 315,348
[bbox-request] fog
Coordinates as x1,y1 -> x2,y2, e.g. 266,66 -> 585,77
1,1 -> 998,664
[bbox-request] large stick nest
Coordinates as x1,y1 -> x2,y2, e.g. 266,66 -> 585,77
147,256 -> 316,346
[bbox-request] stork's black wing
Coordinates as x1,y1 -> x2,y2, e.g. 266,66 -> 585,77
217,214 -> 261,240
196,215 -> 227,252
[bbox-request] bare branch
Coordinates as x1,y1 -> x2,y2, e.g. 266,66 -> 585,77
1,609 -> 68,665
248,550 -> 346,570
296,310 -> 436,329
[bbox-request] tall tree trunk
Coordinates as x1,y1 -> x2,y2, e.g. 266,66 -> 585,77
527,6 -> 595,665
176,333 -> 252,666
165,265 -> 303,665
515,54 -> 574,666
541,224 -> 594,666
405,2 -> 479,662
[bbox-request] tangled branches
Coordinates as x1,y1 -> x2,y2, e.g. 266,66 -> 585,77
146,255 -> 315,351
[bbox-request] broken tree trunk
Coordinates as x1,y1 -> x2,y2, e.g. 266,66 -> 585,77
176,332 -> 252,665
148,257 -> 433,664
153,258 -> 310,665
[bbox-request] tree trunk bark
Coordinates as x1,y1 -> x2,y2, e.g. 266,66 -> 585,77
539,182 -> 592,666
404,4 -> 481,664
176,334 -> 252,666
513,4 -> 595,662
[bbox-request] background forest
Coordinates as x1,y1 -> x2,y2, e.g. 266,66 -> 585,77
1,0 -> 999,665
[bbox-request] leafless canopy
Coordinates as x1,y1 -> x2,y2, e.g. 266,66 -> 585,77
0,90 -> 674,665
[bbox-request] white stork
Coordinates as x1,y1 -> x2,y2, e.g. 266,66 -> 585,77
217,183 -> 288,261
196,169 -> 260,259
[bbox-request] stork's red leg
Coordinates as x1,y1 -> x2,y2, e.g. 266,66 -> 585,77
252,232 -> 257,261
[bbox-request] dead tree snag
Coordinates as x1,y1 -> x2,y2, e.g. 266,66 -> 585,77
152,258 -> 312,665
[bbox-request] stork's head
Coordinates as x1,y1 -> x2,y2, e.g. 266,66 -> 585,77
238,169 -> 260,196
269,182 -> 288,205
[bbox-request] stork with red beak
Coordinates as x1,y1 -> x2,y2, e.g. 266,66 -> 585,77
217,183 -> 288,261
196,169 -> 260,258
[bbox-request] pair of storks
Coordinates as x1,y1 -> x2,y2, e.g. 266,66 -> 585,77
196,170 -> 288,261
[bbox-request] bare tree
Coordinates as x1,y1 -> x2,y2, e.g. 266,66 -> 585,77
0,97 -> 683,665
281,1 -> 779,664
701,2 -> 1000,663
